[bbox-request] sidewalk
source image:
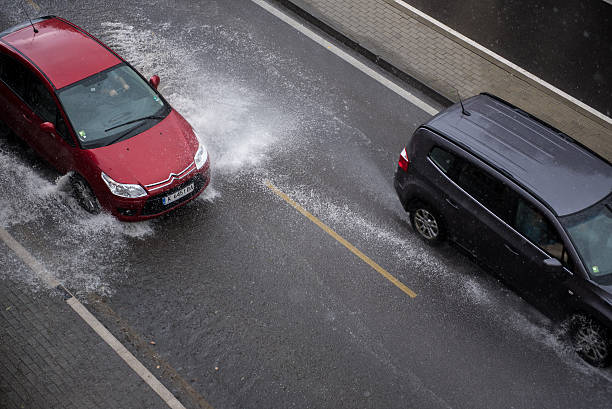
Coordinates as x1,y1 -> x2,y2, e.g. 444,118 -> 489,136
280,0 -> 612,162
0,273 -> 169,409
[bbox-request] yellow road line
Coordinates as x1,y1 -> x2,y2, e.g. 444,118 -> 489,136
265,181 -> 417,298
26,0 -> 41,12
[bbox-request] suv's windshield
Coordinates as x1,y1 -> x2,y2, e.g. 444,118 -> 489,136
561,196 -> 612,284
57,63 -> 170,149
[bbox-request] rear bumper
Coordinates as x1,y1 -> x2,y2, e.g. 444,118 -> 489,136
394,167 -> 412,211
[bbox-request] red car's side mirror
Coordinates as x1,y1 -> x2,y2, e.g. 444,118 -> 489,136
149,75 -> 160,89
40,122 -> 56,133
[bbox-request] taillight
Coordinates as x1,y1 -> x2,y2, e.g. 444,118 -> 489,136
398,147 -> 410,172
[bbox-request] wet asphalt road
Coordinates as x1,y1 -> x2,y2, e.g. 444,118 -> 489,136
408,0 -> 612,117
1,1 -> 612,408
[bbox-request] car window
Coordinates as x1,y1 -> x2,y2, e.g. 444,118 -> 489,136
514,198 -> 565,261
452,161 -> 514,224
429,146 -> 455,173
0,53 -> 28,99
25,76 -> 57,123
24,73 -> 72,144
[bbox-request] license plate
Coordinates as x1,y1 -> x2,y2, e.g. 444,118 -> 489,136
162,183 -> 194,205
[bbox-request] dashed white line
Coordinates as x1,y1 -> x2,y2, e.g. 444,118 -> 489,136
0,226 -> 187,409
249,0 -> 440,116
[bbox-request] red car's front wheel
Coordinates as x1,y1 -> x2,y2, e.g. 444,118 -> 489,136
71,174 -> 101,214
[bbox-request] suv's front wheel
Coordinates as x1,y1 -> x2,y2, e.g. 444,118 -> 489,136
570,314 -> 611,367
410,204 -> 444,245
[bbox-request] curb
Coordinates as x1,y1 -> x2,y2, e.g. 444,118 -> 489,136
271,0 -> 452,108
272,0 -> 611,161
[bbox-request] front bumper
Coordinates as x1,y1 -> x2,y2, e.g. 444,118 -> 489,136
106,163 -> 211,221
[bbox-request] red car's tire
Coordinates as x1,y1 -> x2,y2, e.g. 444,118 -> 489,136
71,174 -> 101,214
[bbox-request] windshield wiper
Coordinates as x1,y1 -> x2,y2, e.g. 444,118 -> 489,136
104,115 -> 165,132
104,124 -> 143,146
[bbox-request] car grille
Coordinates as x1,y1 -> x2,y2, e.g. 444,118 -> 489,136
141,173 -> 208,216
144,162 -> 196,192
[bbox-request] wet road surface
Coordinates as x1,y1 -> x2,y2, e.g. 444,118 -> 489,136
1,1 -> 611,408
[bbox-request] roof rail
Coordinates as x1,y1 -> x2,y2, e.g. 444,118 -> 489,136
480,92 -> 611,166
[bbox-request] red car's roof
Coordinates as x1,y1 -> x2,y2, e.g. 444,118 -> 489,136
2,17 -> 121,89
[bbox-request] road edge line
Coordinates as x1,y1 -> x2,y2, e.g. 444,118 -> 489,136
66,297 -> 187,409
250,0 -> 440,116
0,226 -> 189,409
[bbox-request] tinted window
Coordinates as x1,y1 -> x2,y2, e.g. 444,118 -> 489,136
429,146 -> 455,173
514,199 -> 565,261
0,53 -> 27,98
25,77 -> 56,123
452,161 -> 514,224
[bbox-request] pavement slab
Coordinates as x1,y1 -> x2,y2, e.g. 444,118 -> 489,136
0,271 -> 169,409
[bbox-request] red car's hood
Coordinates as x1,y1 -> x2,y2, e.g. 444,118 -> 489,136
90,110 -> 198,188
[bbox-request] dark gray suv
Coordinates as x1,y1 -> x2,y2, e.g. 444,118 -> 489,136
394,93 -> 612,367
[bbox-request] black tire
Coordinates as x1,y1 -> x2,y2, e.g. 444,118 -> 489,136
71,174 -> 101,214
409,203 -> 445,245
569,314 -> 611,367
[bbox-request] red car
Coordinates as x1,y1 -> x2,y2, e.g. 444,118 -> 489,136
0,16 -> 210,221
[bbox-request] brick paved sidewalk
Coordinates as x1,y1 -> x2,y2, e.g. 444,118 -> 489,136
0,272 -> 168,409
280,0 -> 612,161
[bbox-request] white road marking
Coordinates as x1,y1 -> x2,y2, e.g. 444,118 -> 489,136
249,0 -> 440,116
67,297 -> 187,409
0,227 -> 59,288
0,226 -> 187,409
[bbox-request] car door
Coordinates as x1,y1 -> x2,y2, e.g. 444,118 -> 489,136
442,154 -> 516,269
505,197 -> 575,314
21,69 -> 75,173
425,145 -> 481,256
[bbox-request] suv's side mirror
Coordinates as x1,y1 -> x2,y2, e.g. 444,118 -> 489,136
543,257 -> 563,275
40,122 -> 56,133
149,75 -> 160,89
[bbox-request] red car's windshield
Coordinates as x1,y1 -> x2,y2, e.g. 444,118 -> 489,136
57,63 -> 170,149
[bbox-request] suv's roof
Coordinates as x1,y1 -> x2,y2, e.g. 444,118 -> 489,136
425,93 -> 612,216
0,16 -> 121,89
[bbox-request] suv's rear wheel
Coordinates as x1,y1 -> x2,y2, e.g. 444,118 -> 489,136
71,174 -> 101,214
410,204 -> 444,245
570,314 -> 611,367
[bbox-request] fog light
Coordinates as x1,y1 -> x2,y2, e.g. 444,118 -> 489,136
118,208 -> 138,216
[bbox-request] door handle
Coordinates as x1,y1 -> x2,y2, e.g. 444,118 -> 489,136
445,198 -> 459,209
504,243 -> 519,255
21,113 -> 33,123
